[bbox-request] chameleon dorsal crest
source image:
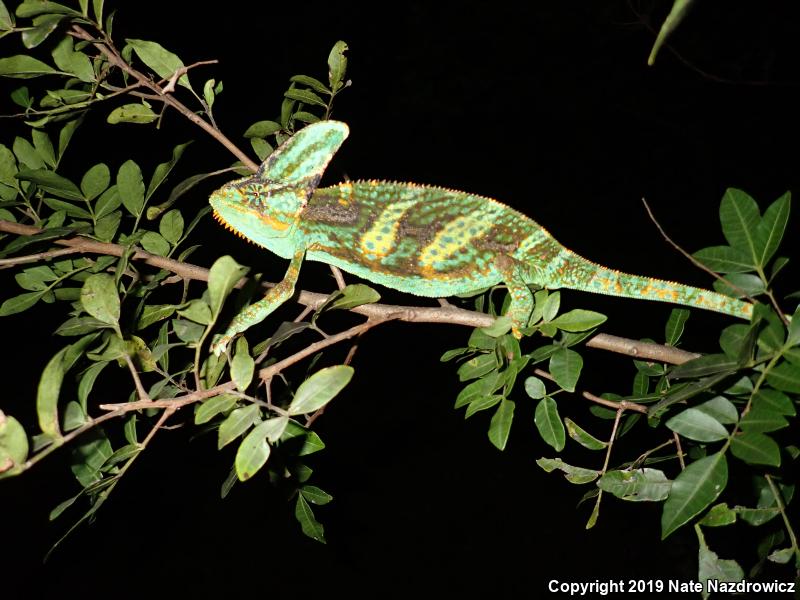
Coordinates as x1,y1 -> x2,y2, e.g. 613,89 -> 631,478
209,120 -> 753,354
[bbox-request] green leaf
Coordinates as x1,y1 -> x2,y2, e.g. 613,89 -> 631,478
0,290 -> 44,316
454,372 -> 501,408
300,485 -> 333,505
457,353 -> 496,381
95,185 -> 120,218
51,37 -> 94,82
176,299 -> 211,325
767,547 -> 794,564
327,40 -> 348,90
541,291 -> 560,322
598,469 -> 672,501
290,74 -> 330,95
140,231 -> 170,256
694,396 -> 738,425
231,337 -> 254,392
755,191 -> 790,267
0,1 -> 13,29
753,389 -> 795,417
664,308 -> 690,345
17,168 -> 81,200
523,376 -> 546,399
549,347 -> 582,392
0,413 -> 28,478
534,397 -> 564,451
698,502 -> 737,527
535,457 -> 600,484
661,452 -> 728,539
666,408 -> 729,442
739,406 -> 788,433
0,55 -> 57,78
288,365 -> 354,416
207,255 -> 248,318
295,494 -> 325,543
479,315 -> 512,337
565,418 -> 607,450
126,39 -> 191,90
80,274 -> 119,326
194,394 -> 238,425
21,14 -> 64,48
107,103 -> 158,125
146,141 -> 190,201
36,346 -> 71,439
42,197 -> 91,219
487,398 -> 514,450
235,420 -> 272,481
669,353 -> 738,379
94,210 -> 121,242
202,78 -> 216,108
293,111 -> 320,124
464,394 -> 503,419
16,1 -> 82,17
550,309 -> 606,332
159,209 -> 183,244
692,246 -> 754,273
80,163 -> 110,200
13,136 -> 43,169
766,360 -> 800,393
719,188 -> 762,266
324,283 -> 380,311
713,273 -> 765,297
730,432 -> 780,466
31,129 -> 55,167
217,404 -> 259,449
284,87 -> 327,107
696,528 -> 744,593
77,360 -> 108,411
117,160 -> 144,216
243,120 -> 281,138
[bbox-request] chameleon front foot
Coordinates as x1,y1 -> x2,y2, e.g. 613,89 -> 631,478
210,335 -> 234,356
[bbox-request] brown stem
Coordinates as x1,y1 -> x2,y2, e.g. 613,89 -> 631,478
70,24 -> 258,171
533,368 -> 649,414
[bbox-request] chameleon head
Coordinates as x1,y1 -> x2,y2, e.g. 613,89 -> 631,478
210,121 -> 350,250
209,176 -> 304,250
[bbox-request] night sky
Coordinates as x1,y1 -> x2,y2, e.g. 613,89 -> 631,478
3,2 -> 799,597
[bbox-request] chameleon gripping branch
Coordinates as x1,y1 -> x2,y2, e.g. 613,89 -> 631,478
208,120 -> 752,353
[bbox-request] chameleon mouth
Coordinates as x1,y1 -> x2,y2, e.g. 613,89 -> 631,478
212,209 -> 249,242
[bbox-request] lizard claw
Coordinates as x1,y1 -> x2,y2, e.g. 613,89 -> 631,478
210,336 -> 231,356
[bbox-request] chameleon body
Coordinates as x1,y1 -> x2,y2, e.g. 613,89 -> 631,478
209,121 -> 752,354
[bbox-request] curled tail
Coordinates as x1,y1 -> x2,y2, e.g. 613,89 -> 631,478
543,249 -> 753,320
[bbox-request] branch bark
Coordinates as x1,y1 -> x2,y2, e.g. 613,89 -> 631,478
0,218 -> 704,366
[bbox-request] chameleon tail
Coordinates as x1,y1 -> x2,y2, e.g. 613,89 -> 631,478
546,249 -> 753,320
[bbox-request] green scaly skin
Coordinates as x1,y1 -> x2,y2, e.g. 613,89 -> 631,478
209,121 -> 752,354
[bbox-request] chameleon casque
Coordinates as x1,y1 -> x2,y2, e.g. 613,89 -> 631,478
209,120 -> 752,354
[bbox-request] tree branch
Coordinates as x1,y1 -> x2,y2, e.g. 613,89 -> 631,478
69,24 -> 258,172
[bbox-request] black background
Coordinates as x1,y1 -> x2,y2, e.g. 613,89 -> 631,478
2,1 -> 799,597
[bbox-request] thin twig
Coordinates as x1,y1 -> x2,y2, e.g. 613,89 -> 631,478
641,198 -> 753,300
329,265 -> 346,290
0,246 -> 83,267
673,431 -> 685,469
259,315 -> 402,381
601,408 -> 625,474
122,353 -> 151,401
585,333 -> 699,364
533,368 -> 649,414
70,25 -> 258,171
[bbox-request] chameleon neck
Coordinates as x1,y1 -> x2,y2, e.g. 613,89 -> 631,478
540,248 -> 754,320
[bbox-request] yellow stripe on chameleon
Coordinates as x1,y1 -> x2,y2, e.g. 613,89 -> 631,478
359,199 -> 419,257
419,216 -> 493,268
